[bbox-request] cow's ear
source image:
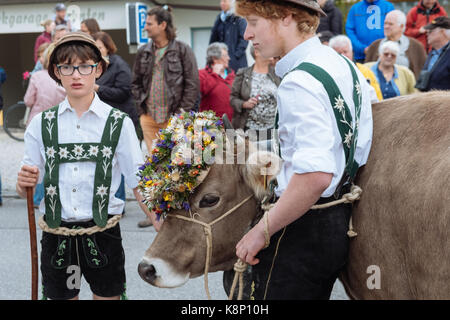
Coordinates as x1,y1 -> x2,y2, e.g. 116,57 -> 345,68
243,151 -> 283,200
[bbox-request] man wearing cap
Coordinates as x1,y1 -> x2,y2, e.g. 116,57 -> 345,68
16,32 -> 160,300
416,16 -> 450,91
234,0 -> 375,299
54,3 -> 72,32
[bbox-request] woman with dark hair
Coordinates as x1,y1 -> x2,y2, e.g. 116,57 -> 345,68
80,18 -> 101,35
93,31 -> 140,210
230,44 -> 280,138
92,31 -> 139,128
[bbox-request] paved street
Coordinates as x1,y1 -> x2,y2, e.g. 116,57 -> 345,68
0,127 -> 348,300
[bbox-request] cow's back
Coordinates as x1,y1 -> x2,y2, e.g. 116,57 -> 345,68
341,91 -> 450,299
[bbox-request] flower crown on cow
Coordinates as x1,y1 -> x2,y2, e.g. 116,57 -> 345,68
137,111 -> 225,220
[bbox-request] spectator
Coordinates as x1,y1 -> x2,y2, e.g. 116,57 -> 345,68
230,45 -> 280,138
0,66 -> 6,112
24,44 -> 65,127
365,10 -> 428,80
131,6 -> 199,227
405,0 -> 447,53
346,0 -> 395,62
24,43 -> 66,207
53,3 -> 72,31
416,17 -> 450,91
93,32 -> 139,129
31,42 -> 50,75
81,18 -> 101,36
329,35 -> 383,101
209,0 -> 248,72
317,0 -> 343,36
365,41 -> 417,99
52,24 -> 69,42
0,66 -> 5,207
199,42 -> 235,120
318,30 -> 334,45
34,19 -> 55,63
93,31 -> 140,209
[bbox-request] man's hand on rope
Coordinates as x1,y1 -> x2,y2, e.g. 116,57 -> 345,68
235,221 -> 266,265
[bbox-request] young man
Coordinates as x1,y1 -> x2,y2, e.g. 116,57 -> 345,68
16,32 -> 160,300
131,6 -> 199,227
234,0 -> 375,299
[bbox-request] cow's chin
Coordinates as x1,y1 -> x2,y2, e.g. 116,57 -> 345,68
138,256 -> 190,288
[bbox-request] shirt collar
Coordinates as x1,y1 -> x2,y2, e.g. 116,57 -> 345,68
374,61 -> 399,80
275,36 -> 321,79
58,93 -> 108,119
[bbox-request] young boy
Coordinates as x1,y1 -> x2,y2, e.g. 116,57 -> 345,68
16,32 -> 160,300
233,0 -> 375,299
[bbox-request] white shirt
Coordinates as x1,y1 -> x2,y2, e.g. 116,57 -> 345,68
274,36 -> 375,197
22,94 -> 144,221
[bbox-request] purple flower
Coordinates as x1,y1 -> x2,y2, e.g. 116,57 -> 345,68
183,202 -> 190,211
139,165 -> 146,171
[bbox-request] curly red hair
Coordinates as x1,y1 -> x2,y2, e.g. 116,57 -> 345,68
235,0 -> 320,34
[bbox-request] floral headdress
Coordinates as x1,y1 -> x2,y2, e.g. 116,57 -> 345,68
137,111 -> 224,220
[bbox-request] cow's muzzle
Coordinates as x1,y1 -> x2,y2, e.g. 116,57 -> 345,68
138,261 -> 157,285
138,257 -> 190,288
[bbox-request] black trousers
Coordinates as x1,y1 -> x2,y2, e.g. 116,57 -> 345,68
250,201 -> 352,300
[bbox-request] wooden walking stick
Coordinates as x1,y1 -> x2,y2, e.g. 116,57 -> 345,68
26,187 -> 38,300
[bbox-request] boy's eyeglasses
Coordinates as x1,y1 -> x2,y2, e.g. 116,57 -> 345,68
56,63 -> 98,76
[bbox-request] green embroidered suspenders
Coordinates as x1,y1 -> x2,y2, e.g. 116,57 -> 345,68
42,106 -> 127,228
276,57 -> 362,182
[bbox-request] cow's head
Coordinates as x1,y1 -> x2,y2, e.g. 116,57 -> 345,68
138,133 -> 282,288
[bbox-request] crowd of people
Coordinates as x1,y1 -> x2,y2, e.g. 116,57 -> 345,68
5,0 -> 450,230
5,0 -> 450,300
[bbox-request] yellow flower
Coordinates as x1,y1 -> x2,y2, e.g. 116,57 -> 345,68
145,180 -> 153,187
163,192 -> 173,201
185,182 -> 194,191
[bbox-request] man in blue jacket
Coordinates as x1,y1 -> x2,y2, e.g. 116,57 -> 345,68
346,0 -> 394,62
210,0 -> 248,72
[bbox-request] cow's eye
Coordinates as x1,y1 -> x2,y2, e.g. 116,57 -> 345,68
199,194 -> 220,208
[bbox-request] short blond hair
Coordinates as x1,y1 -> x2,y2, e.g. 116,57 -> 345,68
235,0 -> 320,34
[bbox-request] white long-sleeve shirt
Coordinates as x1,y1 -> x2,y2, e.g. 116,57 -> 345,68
274,36 -> 376,197
22,94 -> 144,222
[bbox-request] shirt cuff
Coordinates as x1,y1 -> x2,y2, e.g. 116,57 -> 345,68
124,170 -> 140,190
291,148 -> 337,176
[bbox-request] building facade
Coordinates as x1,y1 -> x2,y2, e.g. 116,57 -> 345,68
0,0 -> 222,107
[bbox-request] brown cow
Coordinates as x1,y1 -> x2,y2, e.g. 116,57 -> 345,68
138,91 -> 450,299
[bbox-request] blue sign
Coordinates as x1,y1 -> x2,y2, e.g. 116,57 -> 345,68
137,3 -> 148,44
